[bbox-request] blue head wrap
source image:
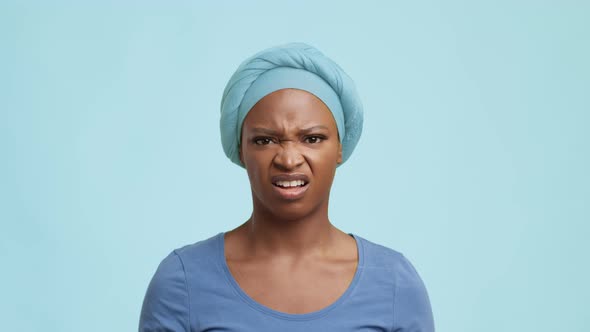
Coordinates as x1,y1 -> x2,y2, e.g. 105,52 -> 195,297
220,43 -> 363,168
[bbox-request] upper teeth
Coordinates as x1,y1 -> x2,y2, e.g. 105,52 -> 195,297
275,180 -> 305,188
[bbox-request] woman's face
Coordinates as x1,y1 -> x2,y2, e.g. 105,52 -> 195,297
240,88 -> 342,220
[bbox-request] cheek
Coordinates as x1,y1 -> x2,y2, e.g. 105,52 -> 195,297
245,157 -> 262,180
307,146 -> 339,175
310,143 -> 340,162
244,150 -> 272,183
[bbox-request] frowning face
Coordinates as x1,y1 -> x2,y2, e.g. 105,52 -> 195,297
239,88 -> 342,221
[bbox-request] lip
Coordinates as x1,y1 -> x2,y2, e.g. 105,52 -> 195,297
271,173 -> 310,183
271,173 -> 310,201
272,182 -> 310,200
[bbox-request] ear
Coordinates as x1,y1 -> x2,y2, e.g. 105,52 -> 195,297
337,142 -> 343,164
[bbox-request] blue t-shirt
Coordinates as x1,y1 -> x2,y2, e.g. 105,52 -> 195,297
139,232 -> 435,331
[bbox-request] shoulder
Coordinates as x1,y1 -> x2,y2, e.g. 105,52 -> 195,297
148,232 -> 220,283
355,235 -> 429,293
354,234 -> 407,270
354,234 -> 435,331
172,232 -> 221,266
139,249 -> 190,331
139,233 -> 222,331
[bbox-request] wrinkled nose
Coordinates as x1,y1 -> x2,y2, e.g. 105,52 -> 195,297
273,142 -> 304,171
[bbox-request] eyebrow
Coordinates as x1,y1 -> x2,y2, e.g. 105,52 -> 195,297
249,125 -> 330,135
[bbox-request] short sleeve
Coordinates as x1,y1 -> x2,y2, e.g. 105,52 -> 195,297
139,251 -> 190,332
392,254 -> 435,332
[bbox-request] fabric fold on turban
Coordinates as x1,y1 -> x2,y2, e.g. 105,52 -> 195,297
220,42 -> 363,168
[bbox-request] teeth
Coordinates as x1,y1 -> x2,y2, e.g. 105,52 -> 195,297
275,180 -> 306,188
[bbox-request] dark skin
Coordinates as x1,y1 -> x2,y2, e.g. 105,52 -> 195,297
223,88 -> 358,314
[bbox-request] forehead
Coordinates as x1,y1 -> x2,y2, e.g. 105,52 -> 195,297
242,88 -> 337,130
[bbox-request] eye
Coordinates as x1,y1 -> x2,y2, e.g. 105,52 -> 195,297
304,135 -> 325,144
253,137 -> 274,145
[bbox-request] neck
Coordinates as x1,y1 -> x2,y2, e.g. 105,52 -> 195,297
242,199 -> 337,257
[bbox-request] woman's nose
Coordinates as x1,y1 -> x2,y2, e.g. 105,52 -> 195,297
273,142 -> 304,170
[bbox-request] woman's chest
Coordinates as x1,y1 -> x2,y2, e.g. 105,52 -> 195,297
226,257 -> 357,314
185,254 -> 396,331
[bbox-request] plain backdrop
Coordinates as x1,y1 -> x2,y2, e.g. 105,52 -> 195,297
1,1 -> 589,331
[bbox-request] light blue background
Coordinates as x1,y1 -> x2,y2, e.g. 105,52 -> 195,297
1,1 -> 588,331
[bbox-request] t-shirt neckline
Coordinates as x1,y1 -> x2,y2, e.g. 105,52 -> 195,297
216,231 -> 365,321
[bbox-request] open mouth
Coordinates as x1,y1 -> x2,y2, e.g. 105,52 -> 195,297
272,180 -> 308,188
272,176 -> 309,200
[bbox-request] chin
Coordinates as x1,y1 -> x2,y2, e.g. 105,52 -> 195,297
251,186 -> 331,221
266,198 -> 327,222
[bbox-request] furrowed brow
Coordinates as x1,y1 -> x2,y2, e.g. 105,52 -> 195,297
249,125 -> 329,136
249,128 -> 280,136
299,125 -> 329,134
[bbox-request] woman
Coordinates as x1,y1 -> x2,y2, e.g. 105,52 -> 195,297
139,43 -> 435,331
